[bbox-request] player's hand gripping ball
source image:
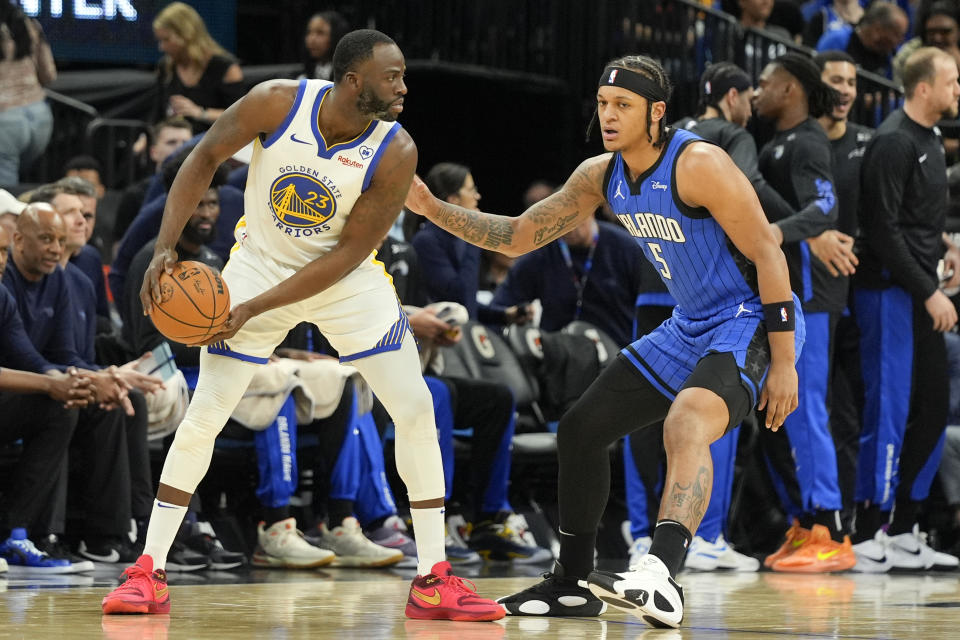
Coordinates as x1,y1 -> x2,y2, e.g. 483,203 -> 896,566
148,261 -> 231,345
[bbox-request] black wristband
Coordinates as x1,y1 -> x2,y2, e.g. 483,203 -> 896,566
763,301 -> 796,332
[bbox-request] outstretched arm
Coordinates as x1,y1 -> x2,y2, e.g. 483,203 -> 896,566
677,142 -> 798,430
405,155 -> 609,257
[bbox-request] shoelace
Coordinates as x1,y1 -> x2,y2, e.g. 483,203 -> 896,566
115,563 -> 152,593
13,537 -> 49,559
443,573 -> 479,596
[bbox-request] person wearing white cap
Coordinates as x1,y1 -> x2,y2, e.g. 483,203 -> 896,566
0,189 -> 27,238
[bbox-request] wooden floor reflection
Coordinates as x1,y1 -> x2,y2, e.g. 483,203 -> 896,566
2,566 -> 959,639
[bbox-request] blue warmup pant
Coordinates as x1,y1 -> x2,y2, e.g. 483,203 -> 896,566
424,376 -> 456,501
766,311 -> 842,516
329,389 -> 397,524
424,376 -> 515,514
625,426 -> 740,543
854,287 -> 949,509
254,394 -> 299,508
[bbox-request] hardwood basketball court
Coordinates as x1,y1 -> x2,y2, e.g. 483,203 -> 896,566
3,564 -> 958,639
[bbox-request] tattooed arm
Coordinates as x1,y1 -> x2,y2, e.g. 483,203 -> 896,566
405,154 -> 610,257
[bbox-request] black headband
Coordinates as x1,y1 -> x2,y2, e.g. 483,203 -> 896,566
599,66 -> 668,103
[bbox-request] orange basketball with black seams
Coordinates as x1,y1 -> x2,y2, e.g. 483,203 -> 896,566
148,261 -> 231,345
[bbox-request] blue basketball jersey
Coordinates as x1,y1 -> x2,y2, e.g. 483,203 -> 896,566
605,128 -> 759,321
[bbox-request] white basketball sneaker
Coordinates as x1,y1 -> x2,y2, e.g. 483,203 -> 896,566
587,554 -> 684,628
684,534 -> 759,572
851,528 -> 893,573
887,524 -> 959,570
311,517 -> 404,567
251,518 -> 335,569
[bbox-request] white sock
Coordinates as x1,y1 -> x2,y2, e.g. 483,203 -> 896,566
411,506 -> 446,576
142,499 -> 188,571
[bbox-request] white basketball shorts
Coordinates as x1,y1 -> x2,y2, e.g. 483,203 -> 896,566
205,244 -> 408,364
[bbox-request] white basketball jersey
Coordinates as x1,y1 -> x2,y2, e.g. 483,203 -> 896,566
239,79 -> 401,268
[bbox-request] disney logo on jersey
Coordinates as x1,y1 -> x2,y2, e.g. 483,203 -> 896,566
269,172 -> 336,233
650,180 -> 668,191
616,212 -> 687,243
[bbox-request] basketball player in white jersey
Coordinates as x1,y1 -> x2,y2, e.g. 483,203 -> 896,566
102,29 -> 504,622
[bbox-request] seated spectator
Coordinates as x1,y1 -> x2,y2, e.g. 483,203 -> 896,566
736,0 -> 794,40
0,223 -> 94,572
893,1 -> 960,84
152,2 -> 244,130
31,179 -> 111,324
803,0 -> 865,48
0,2 -> 55,187
816,1 -> 909,78
410,163 -> 532,327
63,156 -> 106,199
492,213 -> 645,347
0,187 -> 25,237
122,182 -> 222,365
109,146 -> 236,307
114,117 -> 194,245
300,11 -> 349,81
378,232 -> 549,564
4,204 -> 143,564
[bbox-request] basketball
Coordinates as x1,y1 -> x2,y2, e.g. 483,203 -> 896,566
148,261 -> 231,345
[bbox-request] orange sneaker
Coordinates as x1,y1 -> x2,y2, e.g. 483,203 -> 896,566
772,525 -> 856,573
763,519 -> 810,568
101,555 -> 170,614
405,560 -> 505,621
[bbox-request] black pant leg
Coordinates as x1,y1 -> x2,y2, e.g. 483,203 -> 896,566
72,406 -> 131,537
897,302 -> 950,504
830,313 -> 863,515
444,376 -> 515,520
0,393 -> 77,534
125,390 -> 153,520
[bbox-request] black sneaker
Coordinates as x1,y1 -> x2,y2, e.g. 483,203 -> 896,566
469,518 -> 547,563
497,564 -> 607,616
184,522 -> 245,570
165,540 -> 209,572
78,537 -> 140,564
33,534 -> 94,573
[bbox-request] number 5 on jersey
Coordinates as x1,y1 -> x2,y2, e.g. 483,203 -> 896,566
647,242 -> 672,279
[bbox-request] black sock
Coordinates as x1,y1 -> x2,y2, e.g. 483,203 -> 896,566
327,499 -> 354,527
264,506 -> 290,528
888,499 -> 920,536
852,503 -> 887,544
365,516 -> 389,531
813,509 -> 845,542
557,529 -> 596,579
798,513 -> 816,530
648,520 -> 692,578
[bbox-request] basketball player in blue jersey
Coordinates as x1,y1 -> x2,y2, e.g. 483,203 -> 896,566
102,30 -> 504,622
406,55 -> 804,629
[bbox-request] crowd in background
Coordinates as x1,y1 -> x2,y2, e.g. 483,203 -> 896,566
2,0 -> 960,579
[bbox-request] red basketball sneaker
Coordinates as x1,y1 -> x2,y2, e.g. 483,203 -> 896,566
405,560 -> 505,621
102,555 -> 171,614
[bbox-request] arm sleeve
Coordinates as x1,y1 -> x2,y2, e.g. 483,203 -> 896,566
859,133 -> 938,299
776,137 -> 838,244
0,291 -> 58,373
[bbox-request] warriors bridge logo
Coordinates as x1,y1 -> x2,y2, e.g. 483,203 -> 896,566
269,171 -> 338,236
